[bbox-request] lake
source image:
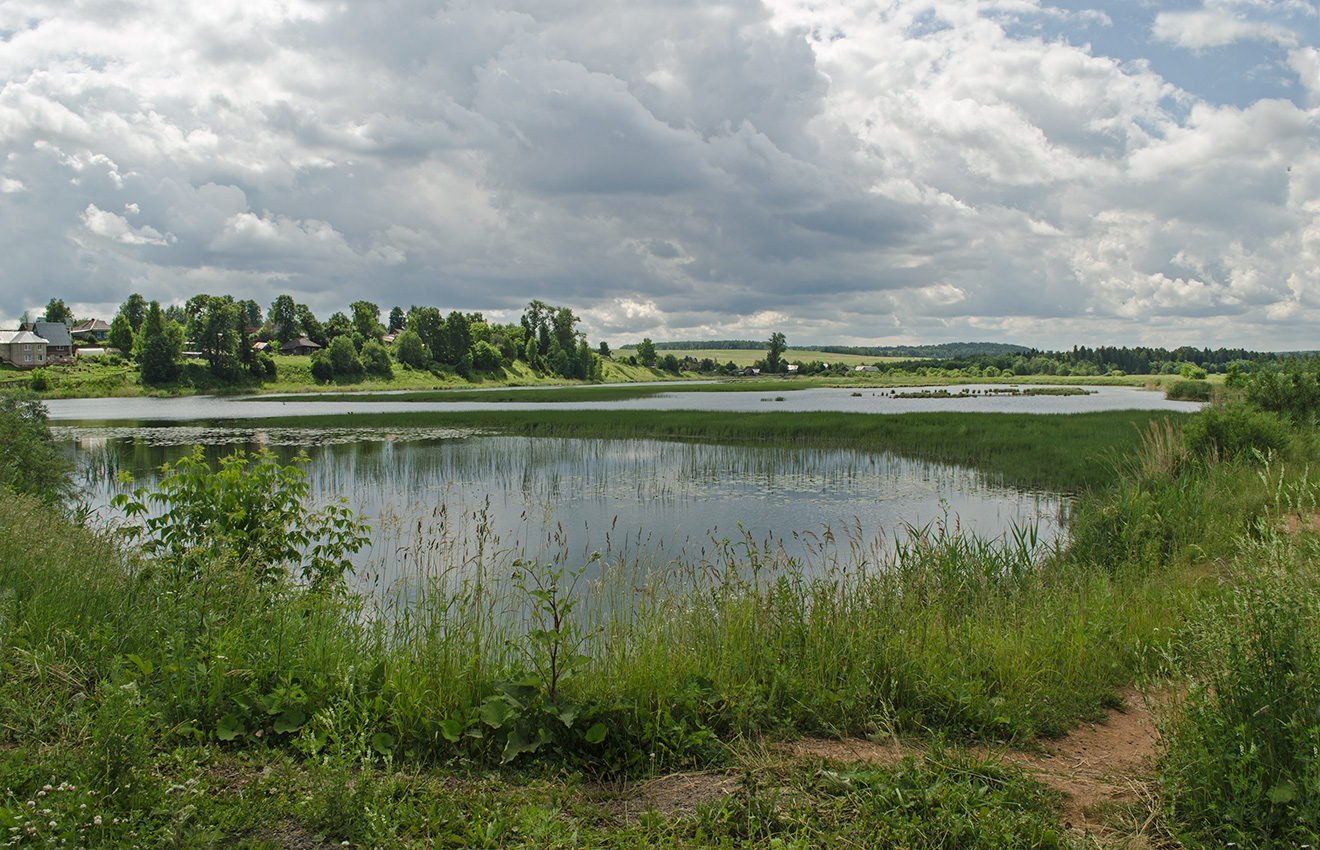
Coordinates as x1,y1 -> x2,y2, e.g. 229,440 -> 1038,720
43,382 -> 1197,422
61,423 -> 1068,601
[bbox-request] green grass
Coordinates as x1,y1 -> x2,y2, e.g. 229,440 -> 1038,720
243,408 -> 1191,492
6,397 -> 1319,845
654,348 -> 913,368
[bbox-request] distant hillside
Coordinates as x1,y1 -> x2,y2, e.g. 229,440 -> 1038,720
621,340 -> 1031,358
805,342 -> 1032,359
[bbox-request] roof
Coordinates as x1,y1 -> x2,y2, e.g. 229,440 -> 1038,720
73,319 -> 111,332
280,337 -> 321,351
0,330 -> 46,345
31,322 -> 72,347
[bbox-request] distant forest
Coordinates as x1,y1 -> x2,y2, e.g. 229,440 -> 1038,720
621,339 -> 1281,377
622,340 -> 1032,358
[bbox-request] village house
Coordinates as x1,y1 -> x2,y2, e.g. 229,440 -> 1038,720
71,318 -> 112,342
0,330 -> 48,369
279,337 -> 321,356
24,322 -> 74,364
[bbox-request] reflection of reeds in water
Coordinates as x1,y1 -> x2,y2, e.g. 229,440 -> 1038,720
357,490 -> 1149,747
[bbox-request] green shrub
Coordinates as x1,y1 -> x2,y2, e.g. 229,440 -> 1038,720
310,351 -> 334,382
328,336 -> 363,375
1247,361 -> 1320,424
111,447 -> 369,588
0,389 -> 73,504
1167,379 -> 1212,402
28,369 -> 53,392
360,339 -> 392,377
1185,401 -> 1290,461
1162,557 -> 1320,847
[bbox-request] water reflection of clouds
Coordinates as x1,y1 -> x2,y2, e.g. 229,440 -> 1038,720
62,429 -> 1069,595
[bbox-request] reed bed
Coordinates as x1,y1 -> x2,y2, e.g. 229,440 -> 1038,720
247,408 -> 1190,492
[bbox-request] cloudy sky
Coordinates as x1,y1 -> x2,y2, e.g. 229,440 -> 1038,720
2,0 -> 1317,350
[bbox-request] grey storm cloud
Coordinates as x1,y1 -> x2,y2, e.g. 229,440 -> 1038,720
0,0 -> 1317,349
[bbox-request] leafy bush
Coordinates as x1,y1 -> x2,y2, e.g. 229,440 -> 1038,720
393,329 -> 429,368
1185,401 -> 1290,461
310,350 -> 334,382
328,336 -> 363,375
360,339 -> 392,377
27,368 -> 53,391
0,389 -> 73,504
472,340 -> 503,372
1247,361 -> 1320,424
1167,379 -> 1212,402
1162,559 -> 1320,847
111,446 -> 369,589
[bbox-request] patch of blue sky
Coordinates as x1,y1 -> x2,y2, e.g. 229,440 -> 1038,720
1002,1 -> 1314,110
906,8 -> 954,39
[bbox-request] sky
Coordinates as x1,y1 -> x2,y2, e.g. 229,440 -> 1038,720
1,0 -> 1317,351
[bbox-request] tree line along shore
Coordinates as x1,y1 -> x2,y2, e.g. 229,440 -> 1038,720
3,293 -> 1301,400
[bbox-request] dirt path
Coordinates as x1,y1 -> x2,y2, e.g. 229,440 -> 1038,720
616,688 -> 1164,844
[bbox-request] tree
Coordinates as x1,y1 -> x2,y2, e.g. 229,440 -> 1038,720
360,339 -> 392,377
138,301 -> 181,385
238,299 -> 263,329
551,307 -> 578,354
444,311 -> 472,366
185,294 -> 242,378
0,390 -> 74,504
121,293 -> 148,332
388,305 -> 406,332
524,335 -> 540,369
328,335 -> 362,375
108,313 -> 134,357
269,295 -> 300,344
522,300 -> 551,356
598,341 -> 611,359
659,353 -> 681,374
407,307 -> 445,364
637,338 -> 657,368
324,311 -> 353,342
296,304 -> 327,349
43,298 -> 73,326
350,301 -> 383,340
472,340 -> 503,372
766,332 -> 787,374
393,329 -> 429,368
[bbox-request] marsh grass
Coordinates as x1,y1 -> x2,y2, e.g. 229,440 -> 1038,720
247,408 -> 1189,492
1159,459 -> 1320,848
6,410 -> 1315,845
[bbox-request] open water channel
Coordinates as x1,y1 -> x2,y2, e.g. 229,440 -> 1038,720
50,384 -> 1197,598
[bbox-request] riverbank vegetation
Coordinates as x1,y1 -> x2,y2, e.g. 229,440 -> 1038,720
12,288 -> 1298,403
2,361 -> 1320,846
251,407 -> 1189,492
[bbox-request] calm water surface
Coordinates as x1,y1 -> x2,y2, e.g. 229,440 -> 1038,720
62,425 -> 1068,597
44,383 -> 1197,422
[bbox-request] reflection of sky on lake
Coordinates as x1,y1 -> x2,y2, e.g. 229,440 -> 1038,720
44,383 -> 1199,422
62,427 -> 1067,596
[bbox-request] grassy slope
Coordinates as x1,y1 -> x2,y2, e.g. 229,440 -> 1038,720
13,345 -> 1205,399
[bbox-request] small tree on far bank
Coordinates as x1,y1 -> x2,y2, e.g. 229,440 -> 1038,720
108,313 -> 135,358
637,338 -> 657,367
766,332 -> 787,374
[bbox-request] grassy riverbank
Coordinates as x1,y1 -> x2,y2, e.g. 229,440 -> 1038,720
3,394 -> 1318,846
12,346 -> 1196,400
249,407 -> 1191,492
